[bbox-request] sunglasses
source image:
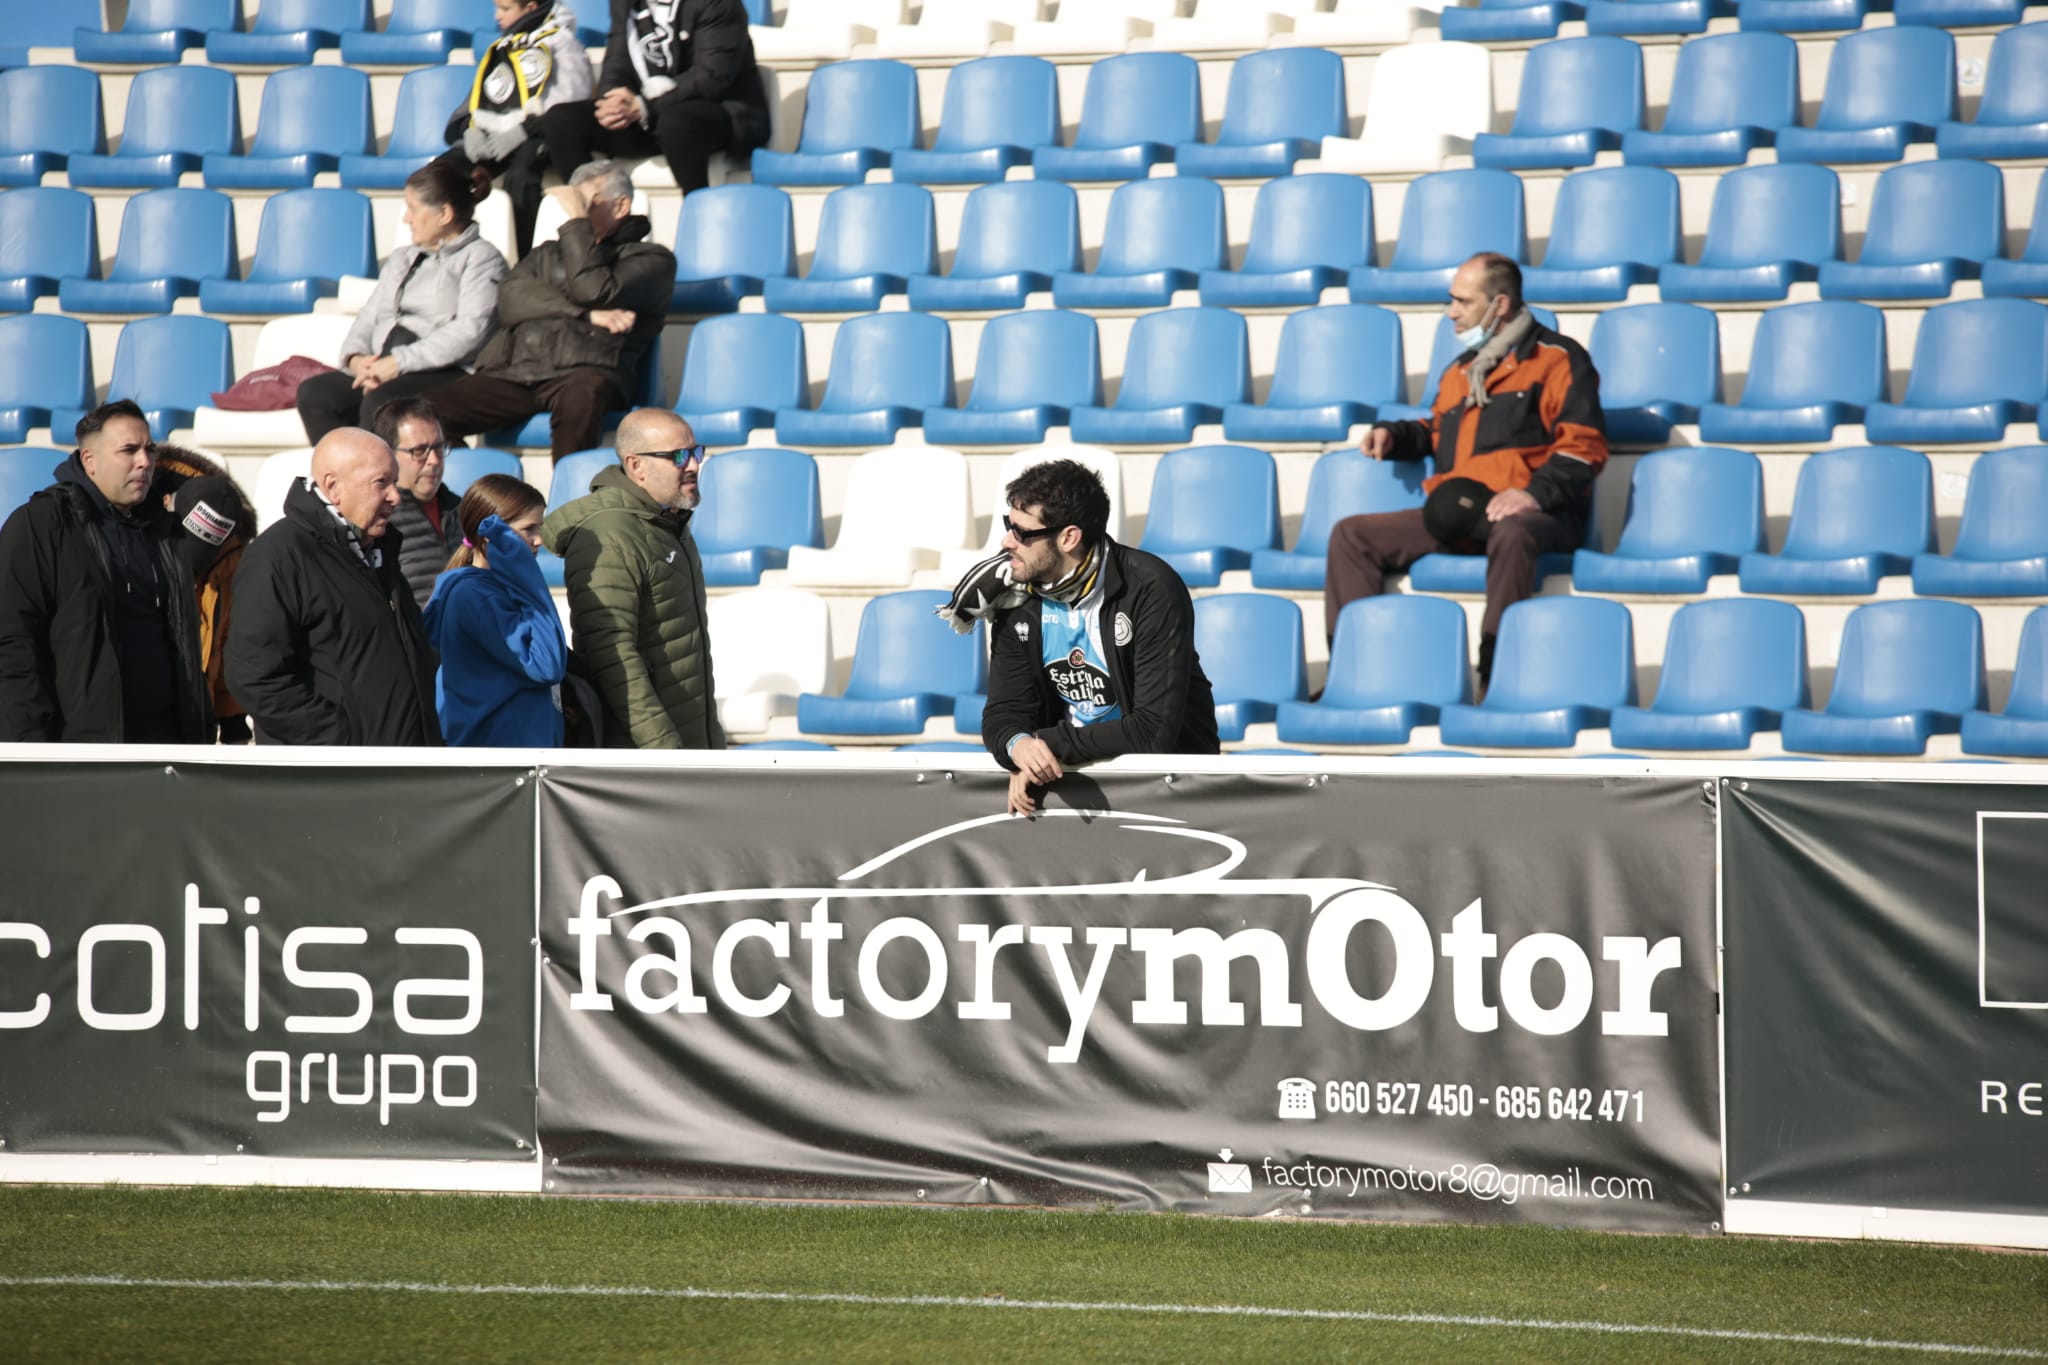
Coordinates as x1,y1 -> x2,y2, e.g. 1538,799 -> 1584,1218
640,445 -> 706,468
1003,514 -> 1063,543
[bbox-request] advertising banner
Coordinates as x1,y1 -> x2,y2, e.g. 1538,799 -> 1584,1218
1723,779 -> 2048,1219
0,763 -> 536,1161
537,766 -> 1722,1231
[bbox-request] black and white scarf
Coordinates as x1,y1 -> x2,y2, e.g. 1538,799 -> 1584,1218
937,541 -> 1103,635
308,479 -> 384,572
627,0 -> 686,102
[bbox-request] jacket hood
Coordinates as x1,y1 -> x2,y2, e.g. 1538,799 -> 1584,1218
55,452 -> 163,527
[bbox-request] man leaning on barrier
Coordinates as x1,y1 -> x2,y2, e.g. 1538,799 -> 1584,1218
942,458 -> 1219,816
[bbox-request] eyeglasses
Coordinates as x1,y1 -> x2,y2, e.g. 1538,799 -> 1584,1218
397,441 -> 449,460
1003,514 -> 1062,543
639,445 -> 706,468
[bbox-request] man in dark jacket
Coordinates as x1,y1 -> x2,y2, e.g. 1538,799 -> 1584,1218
952,459 -> 1219,816
422,160 -> 677,459
538,0 -> 772,195
0,400 -> 212,743
373,398 -> 463,611
225,428 -> 442,746
541,407 -> 722,750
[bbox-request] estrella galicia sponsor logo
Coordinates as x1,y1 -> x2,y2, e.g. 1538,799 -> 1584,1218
564,812 -> 1686,1066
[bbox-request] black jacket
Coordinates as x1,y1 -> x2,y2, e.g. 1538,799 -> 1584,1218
983,539 -> 1219,769
390,485 -> 462,613
0,457 -> 211,743
472,215 -> 676,397
224,480 -> 442,746
598,0 -> 772,151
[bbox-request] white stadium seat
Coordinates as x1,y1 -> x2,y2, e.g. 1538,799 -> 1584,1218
1317,41 -> 1493,173
1141,0 -> 1324,52
750,0 -> 908,63
251,446 -> 313,531
190,315 -> 355,451
936,443 -> 1127,582
1008,0 -> 1183,56
1279,0 -> 1446,46
871,0 -> 1050,59
784,446 -> 976,587
709,588 -> 834,736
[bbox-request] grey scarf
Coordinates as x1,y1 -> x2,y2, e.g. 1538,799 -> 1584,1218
1465,308 -> 1537,409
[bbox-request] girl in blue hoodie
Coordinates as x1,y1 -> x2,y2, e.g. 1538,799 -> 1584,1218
423,475 -> 567,746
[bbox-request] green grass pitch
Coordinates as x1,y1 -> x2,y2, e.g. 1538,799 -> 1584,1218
1,1187 -> 2043,1363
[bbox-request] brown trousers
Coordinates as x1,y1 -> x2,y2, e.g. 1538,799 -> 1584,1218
419,368 -> 625,460
1323,505 -> 1583,648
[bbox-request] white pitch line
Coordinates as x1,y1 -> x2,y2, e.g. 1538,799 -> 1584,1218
0,1276 -> 2041,1358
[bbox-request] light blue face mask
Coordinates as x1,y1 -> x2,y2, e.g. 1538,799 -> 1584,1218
1456,298 -> 1502,351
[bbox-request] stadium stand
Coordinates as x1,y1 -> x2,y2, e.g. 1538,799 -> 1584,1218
1586,0 -> 1737,34
0,65 -> 104,185
1,0 -> 100,68
750,0 -> 905,63
439,447 -> 522,498
1196,594 -> 1309,742
1609,598 -> 1809,751
1441,0 -> 1583,43
922,309 -> 1102,447
1135,443 -> 1282,588
189,313 -> 353,449
1982,176 -> 2048,299
668,184 -> 798,314
795,589 -> 983,736
0,189 -> 96,312
49,315 -> 233,442
869,0 -> 1048,60
1008,0 -> 1183,56
1570,446 -> 1765,595
692,447 -> 826,588
0,452 -> 63,525
1781,601 -> 1986,756
1737,446 -> 1937,595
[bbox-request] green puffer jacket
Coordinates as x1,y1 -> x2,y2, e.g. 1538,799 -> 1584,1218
541,465 -> 723,750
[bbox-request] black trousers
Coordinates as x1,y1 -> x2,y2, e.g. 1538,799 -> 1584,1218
538,98 -> 735,194
431,142 -> 549,258
418,368 -> 624,459
296,366 -> 470,445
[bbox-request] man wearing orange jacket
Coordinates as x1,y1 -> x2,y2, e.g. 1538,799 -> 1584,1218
1324,252 -> 1607,686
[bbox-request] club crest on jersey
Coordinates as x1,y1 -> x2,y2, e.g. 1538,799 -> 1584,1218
1114,612 -> 1133,647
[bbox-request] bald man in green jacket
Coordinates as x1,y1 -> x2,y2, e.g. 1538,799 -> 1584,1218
541,408 -> 723,749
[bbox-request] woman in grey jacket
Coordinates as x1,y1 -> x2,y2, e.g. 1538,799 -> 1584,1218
296,160 -> 510,443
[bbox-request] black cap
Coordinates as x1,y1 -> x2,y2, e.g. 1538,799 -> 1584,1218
1422,477 -> 1495,548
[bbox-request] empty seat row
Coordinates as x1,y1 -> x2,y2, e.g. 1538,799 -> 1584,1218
67,0 -> 639,65
1447,0 -> 2032,38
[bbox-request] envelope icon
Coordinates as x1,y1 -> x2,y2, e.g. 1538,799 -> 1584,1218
1208,1162 -> 1252,1193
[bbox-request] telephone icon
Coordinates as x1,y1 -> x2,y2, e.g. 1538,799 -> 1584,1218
1277,1077 -> 1317,1121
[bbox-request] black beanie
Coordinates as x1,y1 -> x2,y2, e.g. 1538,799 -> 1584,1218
172,475 -> 245,578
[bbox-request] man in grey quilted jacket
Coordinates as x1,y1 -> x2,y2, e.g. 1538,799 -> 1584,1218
540,407 -> 722,749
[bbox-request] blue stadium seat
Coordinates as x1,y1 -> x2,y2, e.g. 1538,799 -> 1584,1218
1439,597 -> 1637,747
1137,444 -> 1282,587
0,66 -> 104,185
1937,21 -> 2048,161
1658,163 -> 1841,303
1175,47 -> 1348,178
338,65 -> 477,189
1775,25 -> 1955,164
1865,299 -> 2048,446
48,315 -> 234,441
891,55 -> 1058,184
1521,165 -> 1682,303
1609,599 -> 1808,750
1249,447 -> 1427,590
1348,169 -> 1526,304
1983,175 -> 2048,300
1739,0 -> 1889,31
694,447 -> 826,586
675,314 -> 806,446
1198,174 -> 1373,309
1407,497 -> 1591,592
1050,176 -> 1225,310
1819,159 -> 2002,301
75,0 -> 236,62
1586,0 -> 1737,33
1698,301 -> 1884,444
894,741 -> 985,754
1375,306 -> 1560,425
531,448 -> 614,585
1443,0 -> 1582,42
1737,445 -> 1935,594
197,188 -> 373,314
1223,304 -> 1404,446
1032,52 -> 1200,182
0,188 -> 96,312
1899,0 -> 2029,20
0,454 -> 61,525
58,188 -> 235,315
906,180 -> 1079,312
1961,607 -> 2048,757
761,183 -> 935,313
923,309 -> 1100,446
1,0 -> 100,68
206,0 -> 366,63
1589,302 -> 1722,444
751,59 -> 920,187
0,316 -> 91,444
951,689 -> 984,738
1911,447 -> 2048,597
1781,600 -> 1984,755
1472,37 -> 1645,170
439,447 -> 522,497
666,184 -> 796,314
1572,446 -> 1763,593
739,740 -> 838,752
66,66 -> 239,189
1620,31 -> 1797,166
1196,595 -> 1308,741
774,311 -> 953,446
1069,307 -> 1250,446
339,0 -> 496,63
204,66 -> 372,190
1275,596 -> 1471,746
797,590 -> 984,735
